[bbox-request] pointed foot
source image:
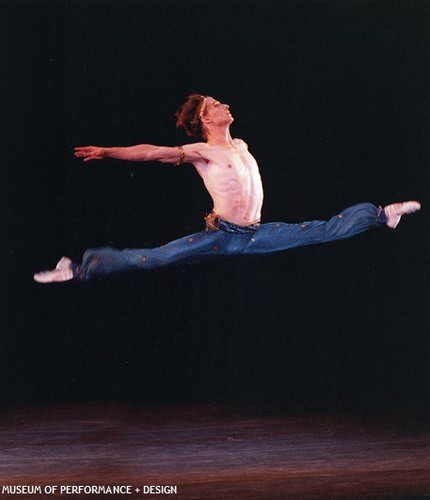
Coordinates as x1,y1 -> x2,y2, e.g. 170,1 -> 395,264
34,257 -> 73,283
384,201 -> 421,229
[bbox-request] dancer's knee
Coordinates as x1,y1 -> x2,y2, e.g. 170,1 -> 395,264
127,247 -> 173,270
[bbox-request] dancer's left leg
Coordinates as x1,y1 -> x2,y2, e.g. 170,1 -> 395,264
241,203 -> 386,256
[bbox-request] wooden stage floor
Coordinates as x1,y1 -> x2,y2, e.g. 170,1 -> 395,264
0,403 -> 429,499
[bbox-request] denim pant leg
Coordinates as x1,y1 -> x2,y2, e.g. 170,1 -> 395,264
74,229 -> 250,281
243,203 -> 385,256
74,203 -> 385,280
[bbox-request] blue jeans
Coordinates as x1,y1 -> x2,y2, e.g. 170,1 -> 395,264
74,203 -> 386,282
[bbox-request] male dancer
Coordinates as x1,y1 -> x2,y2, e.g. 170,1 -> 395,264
34,94 -> 421,283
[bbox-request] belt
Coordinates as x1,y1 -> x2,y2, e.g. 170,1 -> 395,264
204,212 -> 260,234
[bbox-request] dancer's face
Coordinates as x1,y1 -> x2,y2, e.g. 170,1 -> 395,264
203,97 -> 234,125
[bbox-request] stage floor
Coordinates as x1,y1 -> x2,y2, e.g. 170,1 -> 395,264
0,403 -> 429,499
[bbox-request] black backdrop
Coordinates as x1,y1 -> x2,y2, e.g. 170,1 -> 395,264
2,0 -> 429,413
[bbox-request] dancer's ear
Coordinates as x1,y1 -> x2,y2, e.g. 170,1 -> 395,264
200,114 -> 211,125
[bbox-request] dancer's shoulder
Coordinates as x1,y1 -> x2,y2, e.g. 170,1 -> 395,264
232,138 -> 248,149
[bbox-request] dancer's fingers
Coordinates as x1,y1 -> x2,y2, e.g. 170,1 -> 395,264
75,146 -> 94,154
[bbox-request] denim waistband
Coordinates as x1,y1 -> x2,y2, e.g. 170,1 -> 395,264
205,213 -> 260,234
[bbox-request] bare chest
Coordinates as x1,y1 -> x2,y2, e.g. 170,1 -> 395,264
207,148 -> 259,183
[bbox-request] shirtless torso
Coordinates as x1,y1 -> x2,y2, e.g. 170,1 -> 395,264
190,139 -> 264,226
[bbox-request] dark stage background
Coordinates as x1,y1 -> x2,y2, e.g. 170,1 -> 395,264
2,0 -> 429,414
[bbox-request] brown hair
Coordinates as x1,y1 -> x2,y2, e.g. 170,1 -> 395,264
175,94 -> 207,139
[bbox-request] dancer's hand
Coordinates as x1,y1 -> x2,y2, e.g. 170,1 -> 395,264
74,146 -> 106,162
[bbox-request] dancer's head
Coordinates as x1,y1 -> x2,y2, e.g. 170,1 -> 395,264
175,94 -> 233,141
175,94 -> 208,139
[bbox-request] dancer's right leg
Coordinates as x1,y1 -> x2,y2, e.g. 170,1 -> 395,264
33,228 -> 249,283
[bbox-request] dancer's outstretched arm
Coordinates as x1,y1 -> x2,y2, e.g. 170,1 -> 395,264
74,143 -> 208,164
